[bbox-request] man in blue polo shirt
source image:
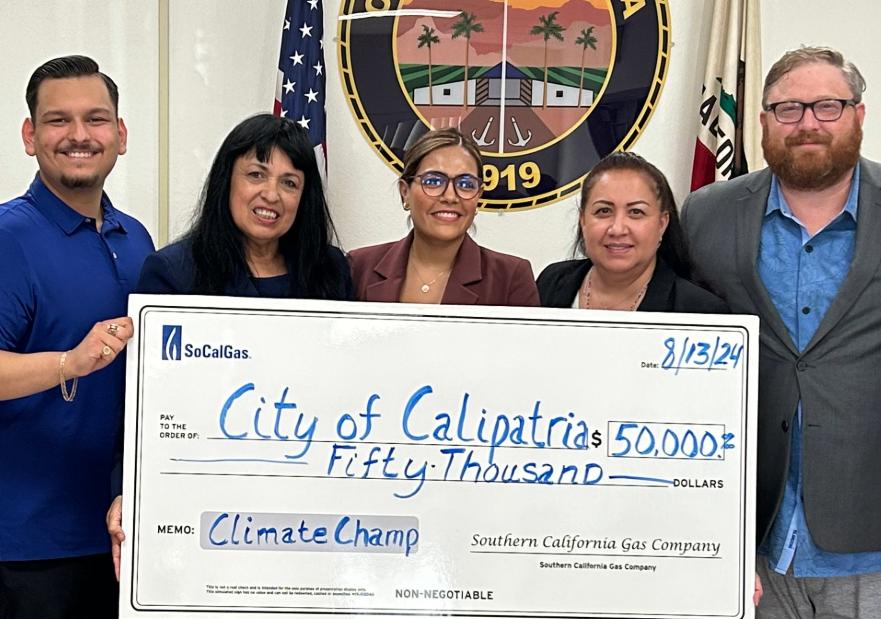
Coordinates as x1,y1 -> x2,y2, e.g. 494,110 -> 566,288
0,56 -> 154,617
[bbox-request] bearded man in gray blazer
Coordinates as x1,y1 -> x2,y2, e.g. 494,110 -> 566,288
683,47 -> 881,618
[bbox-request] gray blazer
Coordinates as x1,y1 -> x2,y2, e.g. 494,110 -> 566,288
681,158 -> 881,553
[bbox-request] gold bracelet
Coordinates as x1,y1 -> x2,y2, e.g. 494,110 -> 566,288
59,351 -> 78,402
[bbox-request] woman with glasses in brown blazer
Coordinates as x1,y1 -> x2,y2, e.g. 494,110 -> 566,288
348,128 -> 539,307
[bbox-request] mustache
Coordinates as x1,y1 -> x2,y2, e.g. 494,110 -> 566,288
58,139 -> 100,151
785,131 -> 832,147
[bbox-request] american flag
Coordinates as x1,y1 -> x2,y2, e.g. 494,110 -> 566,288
275,0 -> 326,173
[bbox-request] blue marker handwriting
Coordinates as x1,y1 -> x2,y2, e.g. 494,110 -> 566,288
219,383 -> 317,459
207,384 -> 735,499
661,335 -> 744,373
402,385 -> 602,462
205,512 -> 419,557
609,421 -> 736,460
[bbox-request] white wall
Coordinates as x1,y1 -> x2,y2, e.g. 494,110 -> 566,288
0,1 -> 159,236
1,0 -> 877,274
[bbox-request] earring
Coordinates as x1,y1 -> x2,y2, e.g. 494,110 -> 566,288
403,203 -> 410,211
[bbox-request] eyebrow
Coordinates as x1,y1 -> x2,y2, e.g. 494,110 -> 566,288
419,169 -> 478,176
39,106 -> 114,119
591,199 -> 651,207
774,96 -> 844,102
244,160 -> 303,176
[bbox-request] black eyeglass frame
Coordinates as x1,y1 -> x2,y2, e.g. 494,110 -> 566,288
409,172 -> 482,199
763,98 -> 857,124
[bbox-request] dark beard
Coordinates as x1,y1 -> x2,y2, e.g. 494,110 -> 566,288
60,173 -> 100,189
763,120 -> 862,190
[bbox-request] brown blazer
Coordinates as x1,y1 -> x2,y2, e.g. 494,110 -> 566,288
348,231 -> 539,306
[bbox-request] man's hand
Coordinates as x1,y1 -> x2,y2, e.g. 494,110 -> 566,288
64,317 -> 134,379
106,495 -> 125,581
0,316 -> 136,401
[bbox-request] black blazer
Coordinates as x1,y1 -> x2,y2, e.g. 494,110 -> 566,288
136,238 -> 353,299
536,258 -> 728,313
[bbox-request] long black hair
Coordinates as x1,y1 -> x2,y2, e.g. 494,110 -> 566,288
187,114 -> 344,298
575,151 -> 692,279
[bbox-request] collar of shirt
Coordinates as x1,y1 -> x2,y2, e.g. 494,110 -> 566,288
765,163 -> 860,240
25,174 -> 127,236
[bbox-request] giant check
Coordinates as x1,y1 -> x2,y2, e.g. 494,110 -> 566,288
120,295 -> 758,619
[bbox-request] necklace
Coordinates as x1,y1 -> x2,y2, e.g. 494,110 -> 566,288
410,262 -> 450,293
246,255 -> 285,279
579,267 -> 648,311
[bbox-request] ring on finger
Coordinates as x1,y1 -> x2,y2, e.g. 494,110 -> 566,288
107,323 -> 120,337
102,345 -> 113,357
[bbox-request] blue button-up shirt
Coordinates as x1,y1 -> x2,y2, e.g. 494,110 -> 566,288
0,175 -> 154,561
758,164 -> 881,576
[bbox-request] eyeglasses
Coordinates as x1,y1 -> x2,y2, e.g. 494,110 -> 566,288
763,98 -> 856,124
411,172 -> 481,199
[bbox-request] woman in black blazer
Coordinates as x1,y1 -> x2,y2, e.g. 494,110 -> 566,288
537,152 -> 726,314
137,114 -> 352,300
107,114 -> 352,580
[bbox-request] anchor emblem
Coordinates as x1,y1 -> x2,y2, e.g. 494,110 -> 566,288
471,116 -> 496,147
507,116 -> 532,147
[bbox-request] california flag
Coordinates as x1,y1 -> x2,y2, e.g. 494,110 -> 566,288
691,0 -> 762,190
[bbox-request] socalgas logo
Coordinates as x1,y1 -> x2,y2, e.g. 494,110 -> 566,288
161,324 -> 250,361
162,325 -> 183,360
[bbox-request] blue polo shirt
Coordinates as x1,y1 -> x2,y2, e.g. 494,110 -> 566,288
758,165 -> 881,576
0,175 -> 154,561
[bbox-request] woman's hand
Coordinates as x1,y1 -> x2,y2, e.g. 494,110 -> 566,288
753,572 -> 763,607
106,495 -> 125,581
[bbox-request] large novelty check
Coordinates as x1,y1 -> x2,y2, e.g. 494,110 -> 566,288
120,295 -> 758,619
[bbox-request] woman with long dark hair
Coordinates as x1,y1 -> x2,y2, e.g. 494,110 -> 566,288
106,114 -> 351,579
137,113 -> 351,299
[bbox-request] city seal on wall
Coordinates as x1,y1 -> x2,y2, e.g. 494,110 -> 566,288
338,0 -> 670,211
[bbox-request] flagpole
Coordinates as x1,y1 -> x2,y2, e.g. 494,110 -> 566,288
158,0 -> 170,247
498,0 -> 509,151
